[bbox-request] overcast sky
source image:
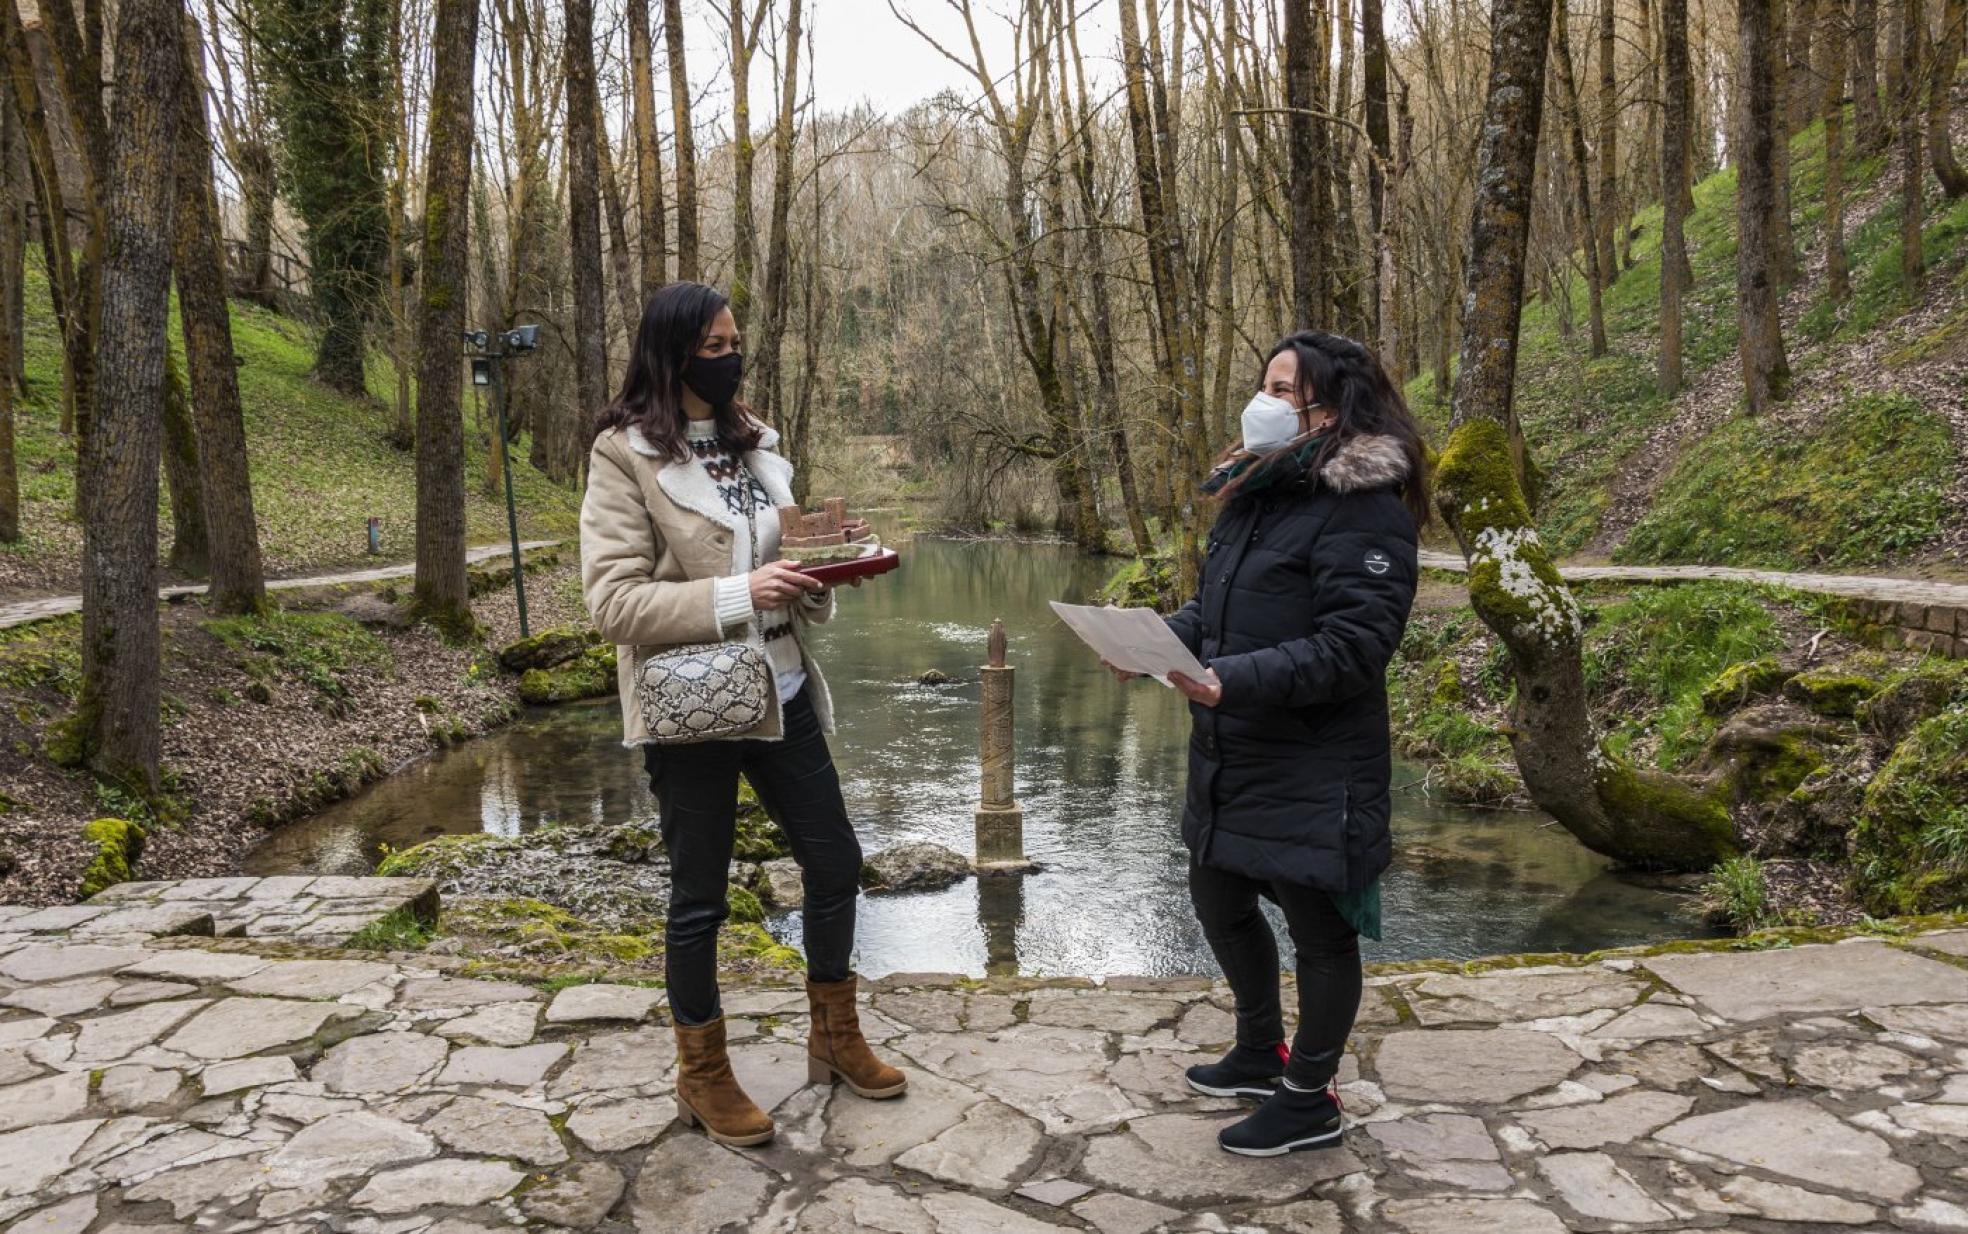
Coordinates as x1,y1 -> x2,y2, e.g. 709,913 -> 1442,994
674,0 -> 1127,119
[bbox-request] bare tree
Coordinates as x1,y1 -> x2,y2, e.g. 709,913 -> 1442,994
1822,0 -> 1852,300
628,0 -> 667,291
1853,0 -> 1885,148
1660,0 -> 1694,392
1553,0 -> 1609,357
1901,0 -> 1925,293
566,0 -> 610,460
411,0 -> 479,634
1927,0 -> 1968,194
1737,0 -> 1792,413
665,0 -> 700,280
73,0 -> 185,794
175,11 -> 266,613
751,0 -> 804,421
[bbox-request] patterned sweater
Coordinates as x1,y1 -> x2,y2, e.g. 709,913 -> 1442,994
687,418 -> 821,704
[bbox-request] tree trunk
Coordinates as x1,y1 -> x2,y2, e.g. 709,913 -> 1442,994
728,0 -> 757,328
596,114 -> 642,332
1903,0 -> 1926,293
1790,0 -> 1821,130
1064,0 -> 1150,556
1284,0 -> 1327,325
1771,0 -> 1799,283
752,0 -> 803,424
1553,0 -> 1610,357
565,0 -> 608,471
1824,0 -> 1853,299
1927,0 -> 1968,194
1363,0 -> 1392,348
0,96 -> 21,543
628,0 -> 665,293
411,0 -> 478,635
174,11 -> 266,612
1660,0 -> 1694,393
160,351 -> 208,576
1596,0 -> 1620,282
1739,0 -> 1794,413
1439,0 -> 1738,873
1855,0 -> 1885,148
76,0 -> 184,795
664,0 -> 699,281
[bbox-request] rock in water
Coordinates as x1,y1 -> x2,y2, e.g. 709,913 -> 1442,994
863,841 -> 972,893
918,669 -> 952,686
758,858 -> 804,910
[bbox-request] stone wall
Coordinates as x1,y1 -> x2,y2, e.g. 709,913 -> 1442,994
1835,596 -> 1968,659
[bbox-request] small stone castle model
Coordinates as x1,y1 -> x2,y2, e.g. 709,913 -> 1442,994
777,498 -> 878,551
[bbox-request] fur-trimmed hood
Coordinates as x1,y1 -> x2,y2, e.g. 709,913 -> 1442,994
1319,433 -> 1412,493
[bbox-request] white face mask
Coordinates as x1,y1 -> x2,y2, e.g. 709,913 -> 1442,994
1239,391 -> 1302,454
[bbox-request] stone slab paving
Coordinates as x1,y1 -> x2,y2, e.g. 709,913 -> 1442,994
4,929 -> 1968,1230
0,542 -> 559,630
12,877 -> 443,947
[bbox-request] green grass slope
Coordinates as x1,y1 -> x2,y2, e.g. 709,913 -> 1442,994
2,249 -> 580,593
1409,112 -> 1964,571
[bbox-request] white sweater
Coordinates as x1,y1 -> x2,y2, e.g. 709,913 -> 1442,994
687,419 -> 821,704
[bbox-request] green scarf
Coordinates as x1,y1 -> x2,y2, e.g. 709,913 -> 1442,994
1202,432 -> 1332,498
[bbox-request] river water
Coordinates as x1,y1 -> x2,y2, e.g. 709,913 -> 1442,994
246,536 -> 1714,977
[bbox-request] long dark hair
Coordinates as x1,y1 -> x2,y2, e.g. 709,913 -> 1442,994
1213,330 -> 1431,526
595,280 -> 763,462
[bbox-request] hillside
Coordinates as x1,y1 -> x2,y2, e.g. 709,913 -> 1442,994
1,253 -> 582,596
1408,109 -> 1968,576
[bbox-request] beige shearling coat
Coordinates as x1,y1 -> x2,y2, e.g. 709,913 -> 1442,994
580,420 -> 836,747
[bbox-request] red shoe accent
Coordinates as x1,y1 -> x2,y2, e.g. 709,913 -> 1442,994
1328,1080 -> 1344,1113
1274,1042 -> 1292,1068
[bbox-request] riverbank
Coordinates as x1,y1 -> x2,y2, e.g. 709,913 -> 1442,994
0,548 -> 595,907
5,891 -> 1968,1231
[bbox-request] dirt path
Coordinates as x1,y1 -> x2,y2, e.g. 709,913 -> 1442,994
0,541 -> 560,630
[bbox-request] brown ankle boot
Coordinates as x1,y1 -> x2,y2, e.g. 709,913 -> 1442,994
673,1017 -> 775,1146
807,975 -> 907,1099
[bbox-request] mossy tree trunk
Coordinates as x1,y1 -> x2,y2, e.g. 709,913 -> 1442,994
1440,0 -> 1739,873
78,0 -> 185,797
1854,0 -> 1886,150
1551,0 -> 1609,359
410,0 -> 477,636
1596,0 -> 1620,281
750,0 -> 803,427
173,12 -> 267,614
1901,0 -> 1926,294
1822,0 -> 1852,301
1738,0 -> 1793,414
0,94 -> 20,543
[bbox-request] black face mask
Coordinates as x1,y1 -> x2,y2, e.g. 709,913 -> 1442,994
683,351 -> 744,407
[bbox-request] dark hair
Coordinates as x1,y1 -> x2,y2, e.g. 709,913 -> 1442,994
595,280 -> 763,461
1213,330 -> 1431,527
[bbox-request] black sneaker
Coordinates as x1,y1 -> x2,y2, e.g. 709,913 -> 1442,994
1217,1081 -> 1343,1157
1185,1042 -> 1289,1100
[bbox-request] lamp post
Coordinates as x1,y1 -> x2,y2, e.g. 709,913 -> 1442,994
465,324 -> 541,638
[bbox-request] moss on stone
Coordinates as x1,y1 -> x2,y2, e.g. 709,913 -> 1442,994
1860,665 -> 1968,743
517,645 -> 615,705
1594,757 -> 1740,868
1430,660 -> 1464,705
376,832 -> 514,880
1852,707 -> 1968,916
497,625 -> 598,673
1700,657 -> 1793,716
726,885 -> 766,925
1436,419 -> 1581,648
1781,667 -> 1884,718
77,817 -> 146,899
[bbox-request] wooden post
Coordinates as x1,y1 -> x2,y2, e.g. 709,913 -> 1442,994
975,618 -> 1033,872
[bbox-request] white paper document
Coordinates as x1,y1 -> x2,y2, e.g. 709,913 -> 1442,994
1048,602 -> 1208,687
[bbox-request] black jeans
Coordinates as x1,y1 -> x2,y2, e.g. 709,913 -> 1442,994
643,687 -> 862,1025
1189,857 -> 1361,1090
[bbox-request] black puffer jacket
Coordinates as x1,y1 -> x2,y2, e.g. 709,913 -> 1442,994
1167,433 -> 1419,893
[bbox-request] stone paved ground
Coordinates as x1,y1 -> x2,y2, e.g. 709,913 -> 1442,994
6,921 -> 1968,1231
6,878 -> 441,947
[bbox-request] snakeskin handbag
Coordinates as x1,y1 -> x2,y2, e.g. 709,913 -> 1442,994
633,461 -> 773,744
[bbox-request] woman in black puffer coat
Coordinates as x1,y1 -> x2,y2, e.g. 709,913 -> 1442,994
1112,330 -> 1427,1157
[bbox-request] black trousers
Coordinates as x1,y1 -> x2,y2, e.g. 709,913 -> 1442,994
1188,856 -> 1361,1090
643,687 -> 862,1025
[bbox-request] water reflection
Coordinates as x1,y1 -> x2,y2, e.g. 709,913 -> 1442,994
245,536 -> 1717,975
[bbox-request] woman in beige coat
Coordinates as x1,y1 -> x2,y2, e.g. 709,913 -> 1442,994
581,281 -> 906,1148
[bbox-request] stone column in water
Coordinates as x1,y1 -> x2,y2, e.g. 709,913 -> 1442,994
974,618 -> 1031,871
